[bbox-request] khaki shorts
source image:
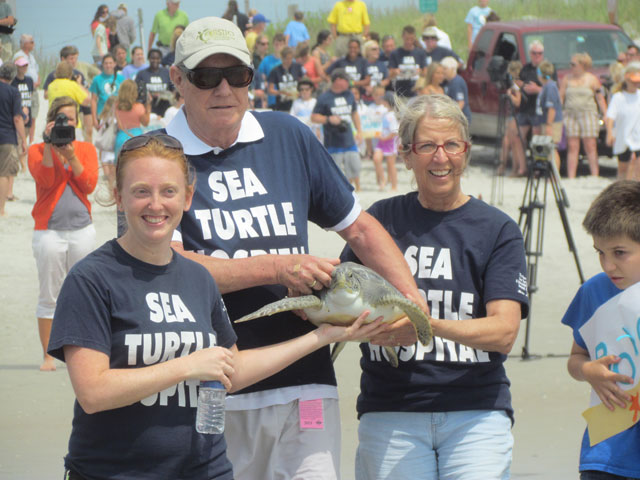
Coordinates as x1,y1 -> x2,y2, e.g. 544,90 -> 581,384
331,150 -> 361,180
550,122 -> 563,144
0,144 -> 19,177
225,398 -> 341,480
564,110 -> 599,138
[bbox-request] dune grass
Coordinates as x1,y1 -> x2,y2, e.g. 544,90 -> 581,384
270,0 -> 639,59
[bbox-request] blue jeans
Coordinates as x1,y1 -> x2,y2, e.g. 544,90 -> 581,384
355,410 -> 513,480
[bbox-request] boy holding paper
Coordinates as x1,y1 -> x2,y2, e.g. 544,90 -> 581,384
562,180 -> 640,480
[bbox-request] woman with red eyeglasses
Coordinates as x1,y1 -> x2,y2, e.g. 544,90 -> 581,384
341,94 -> 528,480
47,134 -> 386,480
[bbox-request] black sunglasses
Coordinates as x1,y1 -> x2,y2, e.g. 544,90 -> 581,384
179,64 -> 254,89
120,134 -> 183,155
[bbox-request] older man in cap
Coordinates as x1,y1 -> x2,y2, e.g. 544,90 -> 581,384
166,16 -> 425,480
422,26 -> 462,67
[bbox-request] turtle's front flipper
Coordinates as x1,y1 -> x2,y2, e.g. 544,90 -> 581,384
330,342 -> 346,363
386,297 -> 433,346
383,346 -> 399,367
235,296 -> 322,323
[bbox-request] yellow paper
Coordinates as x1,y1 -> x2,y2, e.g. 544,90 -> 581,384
582,382 -> 640,446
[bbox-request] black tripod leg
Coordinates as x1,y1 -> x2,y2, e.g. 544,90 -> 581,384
548,170 -> 586,284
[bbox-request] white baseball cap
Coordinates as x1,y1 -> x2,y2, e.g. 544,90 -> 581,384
174,17 -> 251,69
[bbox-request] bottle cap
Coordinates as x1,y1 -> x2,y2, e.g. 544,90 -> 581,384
201,380 -> 225,389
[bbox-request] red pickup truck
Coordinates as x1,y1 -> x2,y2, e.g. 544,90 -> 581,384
460,20 -> 633,145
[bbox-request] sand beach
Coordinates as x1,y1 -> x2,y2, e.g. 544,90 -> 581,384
0,92 -> 618,479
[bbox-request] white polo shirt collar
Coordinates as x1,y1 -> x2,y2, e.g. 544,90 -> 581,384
165,106 -> 264,155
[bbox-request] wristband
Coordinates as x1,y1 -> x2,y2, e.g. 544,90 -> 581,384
43,133 -> 51,144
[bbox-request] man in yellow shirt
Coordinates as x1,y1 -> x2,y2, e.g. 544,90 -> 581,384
327,0 -> 370,57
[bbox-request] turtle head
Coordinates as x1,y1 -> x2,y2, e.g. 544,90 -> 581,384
330,262 -> 363,296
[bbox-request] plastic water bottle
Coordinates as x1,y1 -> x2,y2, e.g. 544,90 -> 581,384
195,380 -> 226,434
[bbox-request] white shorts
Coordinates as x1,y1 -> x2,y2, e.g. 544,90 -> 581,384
225,398 -> 341,480
100,150 -> 116,165
32,224 -> 96,318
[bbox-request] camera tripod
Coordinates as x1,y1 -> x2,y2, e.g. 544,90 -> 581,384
518,137 -> 585,360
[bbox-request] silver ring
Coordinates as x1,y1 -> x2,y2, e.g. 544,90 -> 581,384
309,279 -> 317,288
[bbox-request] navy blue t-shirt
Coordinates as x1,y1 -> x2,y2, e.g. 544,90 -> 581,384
425,46 -> 461,65
388,47 -> 427,98
135,67 -> 173,115
313,89 -> 357,150
366,60 -> 389,89
0,82 -> 21,144
43,69 -> 87,90
444,74 -> 471,122
341,194 -> 529,421
11,76 -> 34,128
49,240 -> 237,480
267,62 -> 305,112
169,111 -> 356,394
537,80 -> 563,123
326,56 -> 369,85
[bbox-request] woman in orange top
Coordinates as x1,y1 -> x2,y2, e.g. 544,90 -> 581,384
28,96 -> 99,371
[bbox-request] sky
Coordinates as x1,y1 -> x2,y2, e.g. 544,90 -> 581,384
14,0 -> 413,64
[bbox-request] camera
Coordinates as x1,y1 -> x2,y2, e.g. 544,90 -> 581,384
530,135 -> 555,162
50,113 -> 75,146
487,56 -> 514,91
136,80 -> 147,104
328,119 -> 350,133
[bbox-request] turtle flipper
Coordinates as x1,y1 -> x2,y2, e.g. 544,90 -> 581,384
383,346 -> 399,367
381,295 -> 433,346
235,296 -> 322,323
330,342 -> 346,363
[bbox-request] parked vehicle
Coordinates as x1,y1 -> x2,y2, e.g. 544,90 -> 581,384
460,19 -> 632,155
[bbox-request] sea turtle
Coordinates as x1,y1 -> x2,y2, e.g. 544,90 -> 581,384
235,262 -> 433,367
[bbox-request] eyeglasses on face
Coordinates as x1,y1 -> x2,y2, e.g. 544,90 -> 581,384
178,64 -> 254,90
530,50 -> 544,55
410,140 -> 469,156
120,134 -> 183,155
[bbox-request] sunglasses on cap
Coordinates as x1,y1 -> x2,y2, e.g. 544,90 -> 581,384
178,64 -> 254,90
120,134 -> 183,155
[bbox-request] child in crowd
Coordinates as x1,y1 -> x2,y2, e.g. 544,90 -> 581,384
561,180 -> 640,480
351,85 -> 368,159
372,90 -> 399,191
289,77 -> 322,140
498,60 -> 524,176
537,60 -> 563,170
97,95 -> 117,190
162,91 -> 184,126
363,85 -> 387,161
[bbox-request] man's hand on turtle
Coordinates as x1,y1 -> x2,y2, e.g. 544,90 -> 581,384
275,255 -> 338,294
369,317 -> 417,346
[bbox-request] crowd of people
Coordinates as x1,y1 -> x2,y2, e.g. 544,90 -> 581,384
0,1 -> 639,479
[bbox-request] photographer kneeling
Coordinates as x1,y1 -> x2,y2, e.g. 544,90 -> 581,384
28,96 -> 99,371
